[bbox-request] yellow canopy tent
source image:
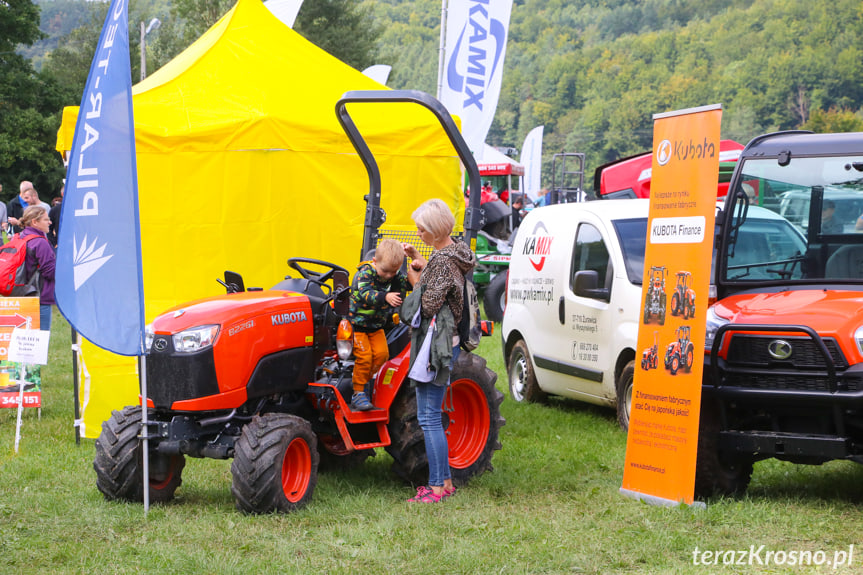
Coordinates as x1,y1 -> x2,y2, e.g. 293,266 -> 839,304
56,0 -> 466,438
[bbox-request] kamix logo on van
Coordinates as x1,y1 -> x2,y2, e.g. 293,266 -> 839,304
523,221 -> 553,271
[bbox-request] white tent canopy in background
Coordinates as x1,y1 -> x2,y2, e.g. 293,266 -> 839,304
362,65 -> 392,86
263,0 -> 304,26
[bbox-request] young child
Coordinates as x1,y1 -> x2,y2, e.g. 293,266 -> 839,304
349,239 -> 411,411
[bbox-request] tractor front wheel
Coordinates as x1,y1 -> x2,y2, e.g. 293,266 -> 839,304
483,272 -> 508,323
94,405 -> 185,505
670,355 -> 680,375
387,352 -> 505,487
231,413 -> 319,514
671,292 -> 680,316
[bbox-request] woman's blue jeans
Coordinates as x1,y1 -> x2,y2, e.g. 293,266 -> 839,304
40,304 -> 52,332
414,345 -> 460,487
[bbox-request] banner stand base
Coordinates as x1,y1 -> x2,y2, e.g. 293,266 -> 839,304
619,487 -> 706,510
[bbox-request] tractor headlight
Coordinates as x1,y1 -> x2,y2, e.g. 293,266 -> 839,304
336,319 -> 354,361
855,326 -> 863,355
704,306 -> 730,351
144,324 -> 154,352
172,325 -> 220,353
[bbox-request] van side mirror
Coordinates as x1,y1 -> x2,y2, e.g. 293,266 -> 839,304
573,270 -> 610,301
332,269 -> 350,316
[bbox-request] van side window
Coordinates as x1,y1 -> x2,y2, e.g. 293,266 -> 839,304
571,223 -> 610,291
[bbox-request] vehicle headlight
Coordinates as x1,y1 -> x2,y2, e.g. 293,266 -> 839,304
144,323 -> 154,352
172,325 -> 220,353
336,319 -> 354,361
704,306 -> 730,351
855,326 -> 863,355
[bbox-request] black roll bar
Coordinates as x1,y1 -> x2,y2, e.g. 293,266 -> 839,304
335,90 -> 482,259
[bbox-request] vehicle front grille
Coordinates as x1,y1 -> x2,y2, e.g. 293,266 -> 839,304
721,335 -> 857,393
727,335 -> 847,369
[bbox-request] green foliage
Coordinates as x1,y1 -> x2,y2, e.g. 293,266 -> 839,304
803,108 -> 863,133
294,0 -> 381,71
373,0 -> 863,189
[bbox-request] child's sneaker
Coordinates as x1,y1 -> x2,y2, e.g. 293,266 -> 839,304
350,391 -> 373,411
407,486 -> 442,503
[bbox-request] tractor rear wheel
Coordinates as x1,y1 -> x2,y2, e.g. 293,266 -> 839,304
94,405 -> 185,505
507,339 -> 546,403
685,345 -> 695,370
231,413 -> 319,514
615,361 -> 635,432
694,401 -> 753,498
483,272 -> 508,323
387,352 -> 505,487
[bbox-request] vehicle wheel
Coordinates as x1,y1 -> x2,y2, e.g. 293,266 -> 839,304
643,298 -> 650,324
671,293 -> 680,316
670,355 -> 679,375
694,401 -> 753,498
689,303 -> 695,319
483,272 -> 507,323
683,301 -> 690,319
507,339 -> 546,403
685,345 -> 694,371
316,435 -> 375,472
94,405 -> 185,504
651,355 -> 658,369
387,352 -> 505,487
616,361 -> 635,431
231,413 -> 319,514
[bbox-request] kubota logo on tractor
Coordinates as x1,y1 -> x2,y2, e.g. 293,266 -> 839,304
522,221 -> 553,271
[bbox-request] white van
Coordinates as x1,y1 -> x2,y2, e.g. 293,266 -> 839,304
501,199 -> 650,430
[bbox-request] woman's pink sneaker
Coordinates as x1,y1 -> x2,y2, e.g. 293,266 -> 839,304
407,486 -> 443,503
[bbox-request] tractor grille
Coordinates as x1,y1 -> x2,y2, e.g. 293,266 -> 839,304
722,334 -> 859,392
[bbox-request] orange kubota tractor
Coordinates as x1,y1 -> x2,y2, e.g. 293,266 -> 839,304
93,91 -> 505,513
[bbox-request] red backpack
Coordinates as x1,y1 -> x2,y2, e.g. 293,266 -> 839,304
0,234 -> 43,297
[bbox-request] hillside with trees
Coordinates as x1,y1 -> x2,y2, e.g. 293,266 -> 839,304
4,0 -> 863,199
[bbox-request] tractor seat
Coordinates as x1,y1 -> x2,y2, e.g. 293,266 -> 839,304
271,278 -> 328,315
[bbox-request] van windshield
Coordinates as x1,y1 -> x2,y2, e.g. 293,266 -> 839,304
613,218 -> 648,285
724,155 -> 863,283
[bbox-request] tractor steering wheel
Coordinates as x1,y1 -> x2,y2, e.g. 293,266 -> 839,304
287,258 -> 349,286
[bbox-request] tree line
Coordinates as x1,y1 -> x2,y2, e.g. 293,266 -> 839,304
3,0 -> 863,202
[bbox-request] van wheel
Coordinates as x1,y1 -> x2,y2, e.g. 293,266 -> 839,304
695,401 -> 753,498
508,340 -> 546,403
483,273 -> 507,323
616,361 -> 635,431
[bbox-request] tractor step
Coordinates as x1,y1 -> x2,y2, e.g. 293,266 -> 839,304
307,382 -> 391,451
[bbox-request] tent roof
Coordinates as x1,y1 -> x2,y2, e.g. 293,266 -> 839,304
58,0 -> 457,158
477,144 -> 524,176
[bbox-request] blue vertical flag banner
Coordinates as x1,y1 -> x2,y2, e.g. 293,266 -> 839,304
56,0 -> 145,357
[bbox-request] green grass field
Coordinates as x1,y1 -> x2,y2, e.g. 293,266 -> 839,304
2,311 -> 863,574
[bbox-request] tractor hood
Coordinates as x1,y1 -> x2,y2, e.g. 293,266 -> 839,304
714,289 -> 863,336
151,290 -> 312,334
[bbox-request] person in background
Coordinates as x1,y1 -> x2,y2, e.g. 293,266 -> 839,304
348,238 -> 410,411
402,198 -> 476,503
19,206 -> 56,331
821,200 -> 843,234
8,181 -> 33,233
535,188 -> 550,207
48,185 -> 63,248
510,193 -> 524,229
0,183 -> 8,243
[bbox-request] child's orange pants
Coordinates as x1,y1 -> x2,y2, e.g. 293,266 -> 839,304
352,329 -> 389,393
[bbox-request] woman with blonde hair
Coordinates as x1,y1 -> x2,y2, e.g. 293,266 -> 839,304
402,198 -> 476,503
18,206 -> 56,331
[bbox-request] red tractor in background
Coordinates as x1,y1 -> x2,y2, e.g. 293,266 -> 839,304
93,91 -> 505,513
670,271 -> 696,319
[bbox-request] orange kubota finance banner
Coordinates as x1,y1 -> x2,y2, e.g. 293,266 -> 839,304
620,105 -> 722,506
